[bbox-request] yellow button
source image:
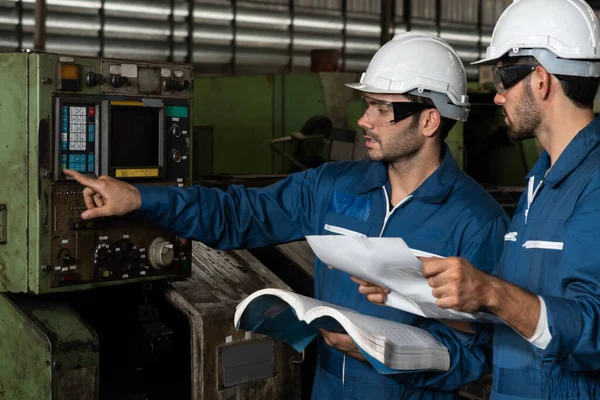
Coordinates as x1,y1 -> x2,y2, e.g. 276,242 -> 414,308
103,270 -> 110,277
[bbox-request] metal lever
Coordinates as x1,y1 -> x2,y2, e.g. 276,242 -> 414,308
163,78 -> 188,91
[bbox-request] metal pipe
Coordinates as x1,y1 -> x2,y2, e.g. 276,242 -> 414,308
435,0 -> 441,36
186,0 -> 194,63
99,0 -> 105,56
168,0 -> 175,62
231,0 -> 237,75
341,0 -> 347,71
287,0 -> 294,72
380,0 -> 393,45
33,0 -> 47,51
403,0 -> 412,32
269,142 -> 309,171
16,0 -> 23,50
477,0 -> 483,59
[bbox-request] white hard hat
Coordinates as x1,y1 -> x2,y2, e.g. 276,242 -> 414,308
346,32 -> 470,121
473,0 -> 600,77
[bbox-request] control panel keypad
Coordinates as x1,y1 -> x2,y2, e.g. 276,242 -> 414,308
60,104 -> 96,173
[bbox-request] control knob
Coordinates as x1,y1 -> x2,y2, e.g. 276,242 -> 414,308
163,78 -> 188,91
170,124 -> 182,138
85,72 -> 105,87
111,75 -> 129,88
172,149 -> 182,163
148,237 -> 175,269
94,243 -> 113,264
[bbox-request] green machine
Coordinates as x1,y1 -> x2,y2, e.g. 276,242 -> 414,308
192,72 -> 465,177
0,52 -> 193,399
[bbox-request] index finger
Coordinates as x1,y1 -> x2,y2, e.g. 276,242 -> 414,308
417,256 -> 440,262
421,258 -> 448,278
63,169 -> 100,190
350,276 -> 374,286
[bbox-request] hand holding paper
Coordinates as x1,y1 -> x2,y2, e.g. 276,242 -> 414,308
422,256 -> 491,313
351,276 -> 390,305
305,235 -> 501,322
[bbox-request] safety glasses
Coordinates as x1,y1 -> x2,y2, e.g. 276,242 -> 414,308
361,95 -> 434,127
492,64 -> 537,94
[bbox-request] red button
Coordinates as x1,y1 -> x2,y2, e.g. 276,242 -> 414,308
89,107 -> 95,117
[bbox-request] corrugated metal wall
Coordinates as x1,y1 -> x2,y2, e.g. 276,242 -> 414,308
0,0 -> 513,78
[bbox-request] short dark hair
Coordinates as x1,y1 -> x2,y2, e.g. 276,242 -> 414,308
501,55 -> 600,109
404,93 -> 457,141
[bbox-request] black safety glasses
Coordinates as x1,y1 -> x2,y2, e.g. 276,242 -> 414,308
361,95 -> 435,126
492,64 -> 537,94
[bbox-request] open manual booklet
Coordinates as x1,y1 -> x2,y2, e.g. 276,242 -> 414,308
234,288 -> 450,374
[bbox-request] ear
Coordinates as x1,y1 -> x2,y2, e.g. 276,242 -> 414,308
533,66 -> 551,100
421,109 -> 441,138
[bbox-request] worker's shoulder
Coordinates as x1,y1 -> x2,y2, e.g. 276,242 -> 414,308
305,160 -> 382,193
314,159 -> 378,179
450,170 -> 507,219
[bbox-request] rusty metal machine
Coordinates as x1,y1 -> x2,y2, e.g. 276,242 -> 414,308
0,52 -> 192,295
0,51 -> 300,400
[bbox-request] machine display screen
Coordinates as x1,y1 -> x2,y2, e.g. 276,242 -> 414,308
110,106 -> 160,168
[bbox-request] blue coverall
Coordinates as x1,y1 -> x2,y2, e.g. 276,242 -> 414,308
489,117 -> 600,399
136,144 -> 509,399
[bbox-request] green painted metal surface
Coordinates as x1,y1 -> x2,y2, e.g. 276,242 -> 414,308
446,122 -> 465,170
0,53 -> 104,294
193,72 -> 361,174
0,53 -> 29,294
0,294 -> 99,399
281,73 -> 329,139
193,75 -> 276,174
28,53 -> 59,295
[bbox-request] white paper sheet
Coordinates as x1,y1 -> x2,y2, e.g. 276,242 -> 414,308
305,235 -> 501,323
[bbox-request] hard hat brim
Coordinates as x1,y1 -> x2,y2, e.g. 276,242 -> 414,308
345,82 -> 402,94
471,57 -> 498,66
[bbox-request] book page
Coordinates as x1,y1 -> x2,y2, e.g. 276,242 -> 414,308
234,288 -> 351,326
306,235 -> 499,322
306,306 -> 446,350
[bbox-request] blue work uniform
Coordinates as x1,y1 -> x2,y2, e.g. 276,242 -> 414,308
490,117 -> 600,399
136,144 -> 509,400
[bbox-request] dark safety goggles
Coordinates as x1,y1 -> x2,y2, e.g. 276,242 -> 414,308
361,95 -> 435,126
492,64 -> 537,94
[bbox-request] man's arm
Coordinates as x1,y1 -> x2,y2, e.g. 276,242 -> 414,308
64,166 -> 331,249
423,258 -> 540,336
426,185 -> 600,371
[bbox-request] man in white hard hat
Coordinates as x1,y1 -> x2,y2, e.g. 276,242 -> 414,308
381,1 -> 600,398
63,32 -> 508,399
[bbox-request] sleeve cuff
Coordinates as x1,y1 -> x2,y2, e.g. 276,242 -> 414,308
526,296 -> 552,350
536,295 -> 582,361
133,184 -> 172,223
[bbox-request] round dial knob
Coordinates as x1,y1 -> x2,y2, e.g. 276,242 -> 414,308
94,243 -> 113,264
148,237 -> 175,269
172,150 -> 182,163
85,72 -> 105,87
111,75 -> 129,88
170,124 -> 182,138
